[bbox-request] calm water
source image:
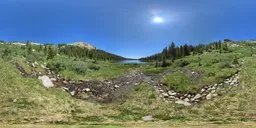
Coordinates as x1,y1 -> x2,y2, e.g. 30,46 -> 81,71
117,59 -> 146,64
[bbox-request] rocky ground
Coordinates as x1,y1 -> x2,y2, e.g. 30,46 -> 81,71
14,61 -> 240,106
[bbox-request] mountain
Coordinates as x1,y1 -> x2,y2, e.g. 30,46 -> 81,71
70,41 -> 96,50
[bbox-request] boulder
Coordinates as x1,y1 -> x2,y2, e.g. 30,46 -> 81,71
38,75 -> 54,88
175,99 -> 191,106
142,115 -> 154,122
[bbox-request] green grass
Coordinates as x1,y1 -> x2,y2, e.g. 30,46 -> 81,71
162,73 -> 197,93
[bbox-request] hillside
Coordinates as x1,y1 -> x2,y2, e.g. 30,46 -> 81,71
1,40 -> 256,127
71,41 -> 96,50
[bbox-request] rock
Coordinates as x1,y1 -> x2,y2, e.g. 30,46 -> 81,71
206,93 -> 212,100
201,88 -> 205,92
70,91 -> 76,96
168,91 -> 176,96
61,87 -> 69,91
50,78 -> 57,81
13,99 -> 17,102
211,90 -> 216,93
162,93 -> 169,97
212,93 -> 218,97
84,88 -> 90,92
34,61 -> 38,65
38,75 -> 54,88
31,63 -> 35,67
184,98 -> 190,102
168,96 -> 175,99
142,115 -> 154,122
192,94 -> 201,100
175,99 -> 191,106
114,85 -> 119,88
63,81 -> 69,84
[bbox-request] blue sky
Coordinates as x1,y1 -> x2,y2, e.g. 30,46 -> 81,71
0,0 -> 256,58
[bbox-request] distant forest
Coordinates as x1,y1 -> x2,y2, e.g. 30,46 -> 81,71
140,39 -> 230,67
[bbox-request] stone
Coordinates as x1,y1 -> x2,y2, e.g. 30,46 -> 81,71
38,75 -> 54,88
175,99 -> 191,106
114,85 -> 119,88
212,93 -> 218,97
142,115 -> 154,122
168,96 -> 175,99
192,94 -> 201,100
162,93 -> 169,97
31,63 -> 35,67
63,81 -> 68,84
84,88 -> 90,92
211,90 -> 216,93
34,61 -> 38,65
206,93 -> 212,100
184,98 -> 190,102
62,87 -> 69,91
168,91 -> 176,96
50,78 -> 57,81
70,91 -> 75,96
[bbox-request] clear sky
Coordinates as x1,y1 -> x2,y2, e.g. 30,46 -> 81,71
0,0 -> 256,58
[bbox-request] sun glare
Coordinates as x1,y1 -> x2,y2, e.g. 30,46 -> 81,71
152,16 -> 164,24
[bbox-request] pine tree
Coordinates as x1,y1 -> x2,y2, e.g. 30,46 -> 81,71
27,43 -> 32,55
47,46 -> 55,60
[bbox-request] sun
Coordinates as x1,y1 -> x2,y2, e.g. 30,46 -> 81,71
152,16 -> 164,24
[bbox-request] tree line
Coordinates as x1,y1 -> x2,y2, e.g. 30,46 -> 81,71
140,40 -> 230,67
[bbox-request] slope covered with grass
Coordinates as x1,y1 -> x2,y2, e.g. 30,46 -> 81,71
0,59 -> 113,123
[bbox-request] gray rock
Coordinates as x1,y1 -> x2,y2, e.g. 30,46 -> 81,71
192,94 -> 201,100
142,115 -> 154,122
162,93 -> 169,97
168,91 -> 176,96
184,98 -> 190,102
114,85 -> 119,88
50,78 -> 57,81
175,99 -> 191,106
63,81 -> 69,84
38,75 -> 54,88
84,88 -> 90,92
61,87 -> 69,91
206,93 -> 212,100
70,91 -> 76,96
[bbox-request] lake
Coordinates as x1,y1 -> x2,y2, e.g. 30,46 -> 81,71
117,59 -> 146,64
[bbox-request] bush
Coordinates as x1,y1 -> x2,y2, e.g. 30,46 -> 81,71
175,60 -> 189,67
88,64 -> 100,70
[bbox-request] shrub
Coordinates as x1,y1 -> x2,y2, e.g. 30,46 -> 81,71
175,60 -> 189,67
88,64 -> 100,70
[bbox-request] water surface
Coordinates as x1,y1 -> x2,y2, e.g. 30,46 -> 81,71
117,59 -> 146,64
